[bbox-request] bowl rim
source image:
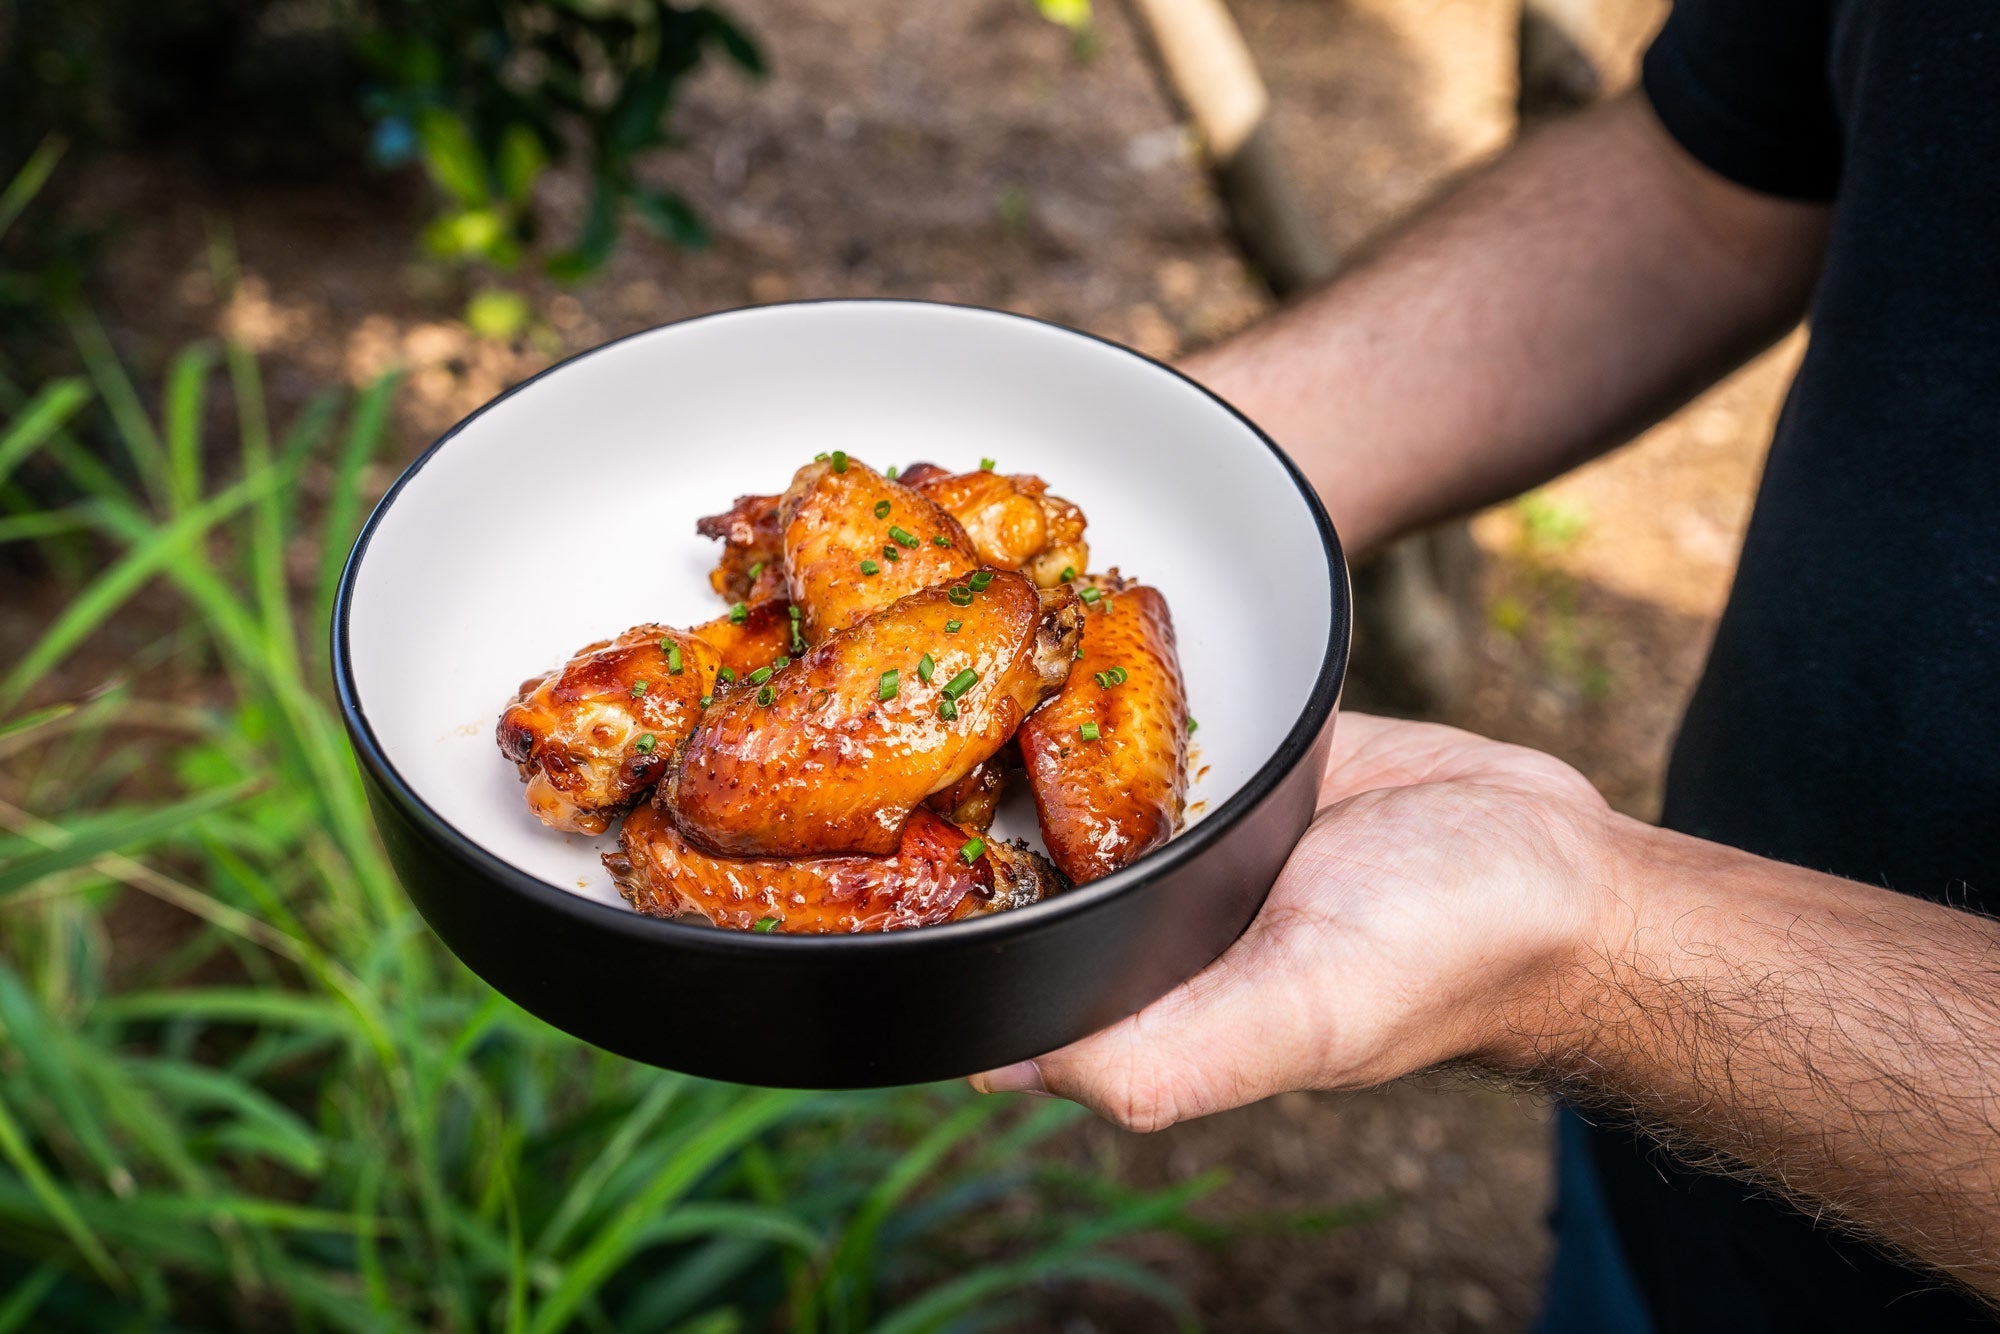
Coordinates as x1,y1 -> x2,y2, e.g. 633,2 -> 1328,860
331,297 -> 1350,957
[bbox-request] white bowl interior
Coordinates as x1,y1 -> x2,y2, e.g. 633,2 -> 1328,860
346,302 -> 1334,909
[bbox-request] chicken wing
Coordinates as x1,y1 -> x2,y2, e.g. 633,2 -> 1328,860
694,494 -> 787,602
1016,575 -> 1189,883
497,624 -> 723,834
900,463 -> 1090,589
779,457 -> 980,642
667,572 -> 1083,857
608,802 -> 1062,933
924,750 -> 1014,832
690,596 -> 799,679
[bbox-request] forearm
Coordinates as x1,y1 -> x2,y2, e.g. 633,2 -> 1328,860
1519,818 -> 2000,1297
1184,93 -> 1830,555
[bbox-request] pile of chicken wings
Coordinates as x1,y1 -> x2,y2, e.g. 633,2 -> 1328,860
496,455 -> 1190,934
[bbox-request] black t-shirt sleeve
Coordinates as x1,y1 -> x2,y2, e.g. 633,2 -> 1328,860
1641,0 -> 1843,201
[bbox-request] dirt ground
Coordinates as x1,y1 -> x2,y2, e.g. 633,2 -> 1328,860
57,0 -> 1810,1327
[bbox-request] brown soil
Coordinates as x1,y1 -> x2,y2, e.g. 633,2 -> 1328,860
44,0 -> 1808,1328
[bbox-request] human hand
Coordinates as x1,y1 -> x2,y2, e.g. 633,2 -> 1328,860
970,712 -> 1631,1130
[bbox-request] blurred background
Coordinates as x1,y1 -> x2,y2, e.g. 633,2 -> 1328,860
0,0 -> 1804,1328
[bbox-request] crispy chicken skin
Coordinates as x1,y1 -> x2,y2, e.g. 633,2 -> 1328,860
779,458 -> 979,642
900,463 -> 1090,588
667,572 -> 1084,857
1016,575 -> 1189,883
608,802 -> 1062,933
694,494 -> 787,602
924,753 -> 1012,832
690,597 -> 798,678
497,625 -> 722,835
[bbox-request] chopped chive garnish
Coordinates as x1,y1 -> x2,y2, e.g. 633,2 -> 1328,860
788,603 -> 802,620
717,666 -> 737,684
968,570 -> 993,591
874,499 -> 892,519
959,837 -> 986,864
749,666 -> 773,685
748,560 -> 765,580
1073,645 -> 1083,660
791,627 -> 807,654
1079,723 -> 1100,742
815,452 -> 829,462
944,619 -> 963,633
831,450 -> 849,473
878,669 -> 899,700
946,584 -> 974,606
774,656 -> 790,669
1093,671 -> 1110,688
889,525 -> 919,548
1105,666 -> 1129,686
979,457 -> 995,471
753,916 -> 778,932
1186,717 -> 1198,734
631,680 -> 648,698
942,668 -> 979,699
917,653 -> 935,683
1078,587 -> 1102,604
666,642 -> 684,675
860,559 -> 881,575
883,545 -> 901,562
938,698 -> 959,721
757,684 -> 775,706
886,465 -> 900,480
634,733 -> 658,753
932,534 -> 951,547
729,601 -> 749,623
700,694 -> 713,707
1060,565 -> 1077,582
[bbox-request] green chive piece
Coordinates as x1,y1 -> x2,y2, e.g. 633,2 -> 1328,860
959,836 -> 986,864
748,560 -> 765,580
945,619 -> 963,634
1060,565 -> 1077,582
889,525 -> 919,548
917,653 -> 935,683
938,698 -> 959,721
968,570 -> 994,591
631,680 -> 649,698
1105,666 -> 1128,686
749,666 -> 773,685
788,603 -> 802,620
815,452 -> 829,462
946,584 -> 974,607
791,627 -> 807,654
860,559 -> 880,575
717,666 -> 737,684
666,642 -> 684,675
886,465 -> 900,479
757,684 -> 775,706
634,733 -> 658,753
932,534 -> 951,547
942,668 -> 979,699
878,669 -> 900,701
730,601 -> 749,623
700,695 -> 713,707
874,499 -> 892,519
883,545 -> 900,562
1093,671 -> 1111,689
1073,645 -> 1083,660
831,450 -> 849,473
979,457 -> 995,471
1079,723 -> 1100,742
753,916 -> 779,932
1078,587 -> 1102,604
774,656 -> 790,669
1186,717 -> 1198,734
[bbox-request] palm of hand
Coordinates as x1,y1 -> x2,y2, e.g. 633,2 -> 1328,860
975,713 -> 1615,1131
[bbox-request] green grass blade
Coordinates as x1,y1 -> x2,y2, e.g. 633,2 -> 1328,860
0,1261 -> 62,1334
0,1093 -> 123,1288
0,377 -> 92,492
95,987 -> 359,1036
0,781 -> 257,899
0,135 -> 66,242
161,342 -> 216,513
533,1075 -> 684,1260
68,309 -> 170,509
0,506 -> 95,545
224,341 -> 299,684
314,370 -> 400,639
0,461 -> 289,708
121,1057 -> 326,1177
528,1088 -> 803,1334
0,702 -> 74,744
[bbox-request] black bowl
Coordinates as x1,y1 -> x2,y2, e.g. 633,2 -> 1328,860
333,300 -> 1348,1088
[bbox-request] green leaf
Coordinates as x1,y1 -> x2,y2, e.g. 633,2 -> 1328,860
0,1262 -> 61,1334
0,377 -> 92,493
0,702 -> 74,744
0,1093 -> 123,1288
162,342 -> 216,513
315,369 -> 400,638
0,781 -> 257,899
497,123 -> 549,205
703,11 -> 766,76
467,288 -> 532,342
69,308 -> 172,511
633,189 -> 709,251
0,135 -> 67,242
415,106 -> 493,209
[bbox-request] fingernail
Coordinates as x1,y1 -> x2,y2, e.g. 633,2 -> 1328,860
968,1060 -> 1046,1096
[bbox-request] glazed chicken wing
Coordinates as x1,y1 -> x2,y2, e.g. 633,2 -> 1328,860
924,752 -> 1013,833
690,596 -> 799,679
695,494 -> 787,603
1016,575 -> 1189,883
608,802 -> 1062,933
779,457 -> 980,642
900,463 -> 1090,589
667,571 -> 1083,857
497,624 -> 723,834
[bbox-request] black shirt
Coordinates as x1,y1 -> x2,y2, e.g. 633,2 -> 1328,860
1588,3 -> 2000,1330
